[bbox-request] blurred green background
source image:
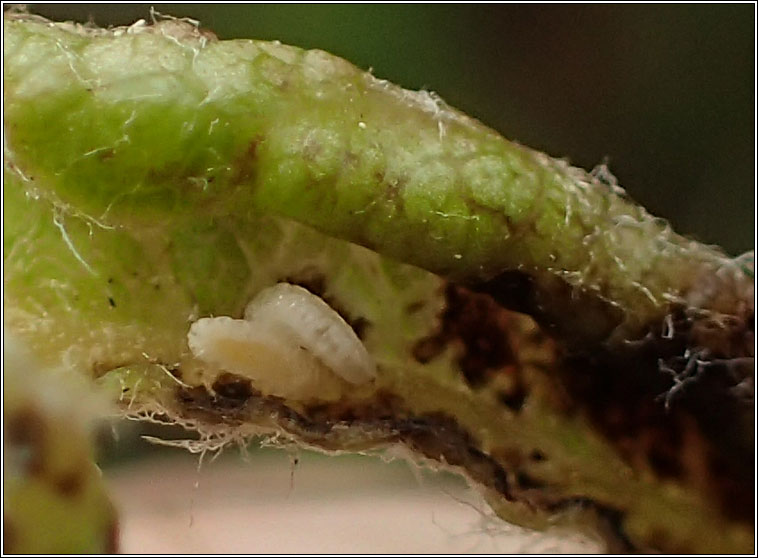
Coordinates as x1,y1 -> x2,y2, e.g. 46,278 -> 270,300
23,4 -> 755,254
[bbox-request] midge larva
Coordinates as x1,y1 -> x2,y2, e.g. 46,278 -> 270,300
187,283 -> 376,401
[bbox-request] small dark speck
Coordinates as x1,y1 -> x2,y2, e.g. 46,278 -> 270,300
107,277 -> 114,284
529,449 -> 546,462
54,471 -> 84,498
108,297 -> 116,308
405,301 -> 426,314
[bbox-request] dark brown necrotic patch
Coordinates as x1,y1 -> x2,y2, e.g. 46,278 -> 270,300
476,266 -> 754,524
304,389 -> 406,424
304,401 -> 518,502
176,381 -> 515,501
393,412 -> 511,500
473,270 -> 624,350
211,373 -> 254,403
175,383 -> 327,435
170,381 -> 639,550
557,310 -> 754,524
411,284 -> 519,388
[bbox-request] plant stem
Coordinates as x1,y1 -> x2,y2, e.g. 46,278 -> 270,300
3,13 -> 753,553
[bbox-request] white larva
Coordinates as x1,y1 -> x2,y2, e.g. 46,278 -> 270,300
187,283 -> 376,401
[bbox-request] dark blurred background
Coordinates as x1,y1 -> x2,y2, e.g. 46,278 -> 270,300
23,4 -> 755,254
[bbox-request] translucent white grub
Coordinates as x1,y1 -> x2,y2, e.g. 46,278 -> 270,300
243,283 -> 375,385
188,283 -> 375,401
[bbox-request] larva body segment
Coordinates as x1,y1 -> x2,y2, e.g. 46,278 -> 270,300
188,283 -> 376,401
187,315 -> 321,399
244,283 -> 376,385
